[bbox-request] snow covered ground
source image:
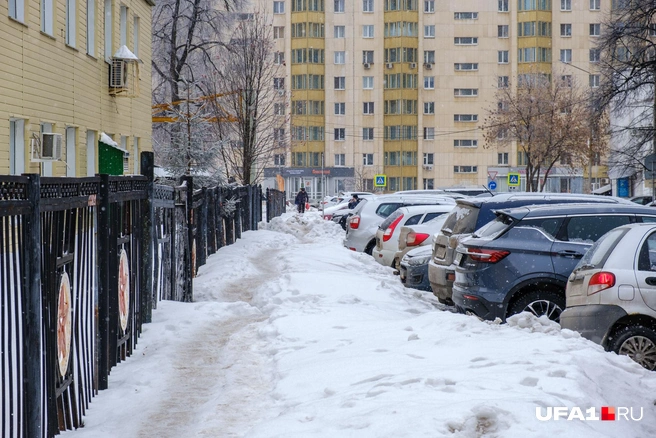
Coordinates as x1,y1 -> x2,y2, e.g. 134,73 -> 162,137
63,212 -> 656,437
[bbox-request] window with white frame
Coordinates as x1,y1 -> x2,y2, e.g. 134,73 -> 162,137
454,114 -> 478,122
363,0 -> 374,12
274,26 -> 285,38
423,102 -> 435,114
363,76 -> 374,89
454,165 -> 478,173
335,128 -> 345,140
498,152 -> 509,165
9,0 -> 25,22
590,48 -> 600,62
424,25 -> 435,38
560,49 -> 572,63
9,119 -> 25,175
335,153 -> 345,166
120,5 -> 128,47
274,103 -> 285,115
363,153 -> 374,165
335,76 -> 345,89
498,50 -> 509,63
424,127 -> 435,140
498,0 -> 509,11
363,50 -> 374,63
334,25 -> 345,38
424,76 -> 435,89
590,23 -> 600,36
334,0 -> 344,12
423,153 -> 434,165
424,0 -> 435,13
274,154 -> 285,165
363,128 -> 374,141
454,139 -> 478,147
498,76 -> 509,88
423,178 -> 434,189
133,16 -> 140,57
363,102 -> 374,114
40,123 -> 53,176
455,63 -> 478,71
455,88 -> 478,97
104,0 -> 112,60
363,25 -> 374,38
274,78 -> 285,89
66,0 -> 77,47
66,127 -> 77,176
589,74 -> 600,87
274,52 -> 285,64
334,51 -> 345,64
274,1 -> 285,13
561,0 -> 571,10
560,23 -> 572,37
87,0 -> 95,55
42,0 -> 54,35
590,0 -> 600,9
498,25 -> 509,38
455,37 -> 478,45
424,51 -> 435,63
274,128 -> 285,141
454,12 -> 478,19
86,130 -> 96,176
335,102 -> 345,115
560,75 -> 572,87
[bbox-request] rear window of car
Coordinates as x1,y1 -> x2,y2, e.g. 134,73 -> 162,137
379,210 -> 403,229
405,214 -> 424,226
577,227 -> 628,270
440,204 -> 480,236
376,202 -> 404,218
473,214 -> 516,239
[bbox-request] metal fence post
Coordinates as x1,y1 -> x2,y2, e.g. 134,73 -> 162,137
96,174 -> 111,390
140,152 -> 154,323
181,176 -> 194,302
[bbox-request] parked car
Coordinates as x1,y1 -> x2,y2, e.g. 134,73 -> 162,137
428,193 -> 635,305
321,199 -> 350,220
344,194 -> 457,255
452,203 -> 656,322
318,196 -> 346,209
372,205 -> 454,267
398,246 -> 434,292
561,223 -> 656,371
631,195 -> 653,205
394,213 -> 450,268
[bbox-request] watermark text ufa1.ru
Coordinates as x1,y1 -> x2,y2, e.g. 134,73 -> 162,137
536,407 -> 643,421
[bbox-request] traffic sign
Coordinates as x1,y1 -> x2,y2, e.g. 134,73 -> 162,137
374,174 -> 387,187
508,172 -> 520,187
488,181 -> 497,190
488,170 -> 498,181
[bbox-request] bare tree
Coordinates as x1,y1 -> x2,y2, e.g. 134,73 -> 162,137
205,11 -> 288,185
482,73 -> 603,192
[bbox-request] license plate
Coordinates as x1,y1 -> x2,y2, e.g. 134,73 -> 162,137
436,246 -> 446,259
454,252 -> 463,266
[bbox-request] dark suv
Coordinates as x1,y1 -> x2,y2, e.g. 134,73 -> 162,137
452,203 -> 656,322
428,193 -> 634,305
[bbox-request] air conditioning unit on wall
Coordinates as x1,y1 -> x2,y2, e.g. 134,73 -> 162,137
424,63 -> 433,70
386,63 -> 394,69
409,62 -> 417,69
363,62 -> 371,69
423,164 -> 433,171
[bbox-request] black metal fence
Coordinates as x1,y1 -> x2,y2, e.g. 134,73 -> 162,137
0,152 -> 283,438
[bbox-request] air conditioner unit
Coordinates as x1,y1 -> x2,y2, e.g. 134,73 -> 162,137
409,62 -> 417,69
40,133 -> 63,161
363,62 -> 371,69
386,63 -> 394,69
424,63 -> 433,70
109,58 -> 127,89
423,164 -> 433,171
277,89 -> 285,96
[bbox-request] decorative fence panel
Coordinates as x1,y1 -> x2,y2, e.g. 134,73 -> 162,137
266,188 -> 286,222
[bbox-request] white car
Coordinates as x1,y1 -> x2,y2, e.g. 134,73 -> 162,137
394,213 -> 449,269
372,205 -> 455,267
561,223 -> 656,371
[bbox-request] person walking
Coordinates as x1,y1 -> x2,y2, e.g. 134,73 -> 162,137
348,194 -> 360,209
295,187 -> 309,213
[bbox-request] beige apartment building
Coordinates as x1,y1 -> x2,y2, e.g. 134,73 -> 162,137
0,0 -> 153,177
263,0 -> 609,199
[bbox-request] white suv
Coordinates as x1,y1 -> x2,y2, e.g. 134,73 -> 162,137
561,223 -> 656,371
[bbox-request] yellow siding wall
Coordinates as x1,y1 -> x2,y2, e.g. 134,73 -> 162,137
0,0 -> 153,176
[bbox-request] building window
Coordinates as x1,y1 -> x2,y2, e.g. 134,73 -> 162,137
274,154 -> 285,165
498,76 -> 509,88
363,128 -> 374,141
86,0 -> 95,55
589,74 -> 600,88
9,119 -> 25,175
334,0 -> 344,13
455,63 -> 478,71
560,49 -> 572,63
424,51 -> 435,63
454,139 -> 478,148
104,0 -> 112,60
66,127 -> 77,176
590,0 -> 600,9
274,26 -> 285,38
273,78 -> 285,90
66,0 -> 77,47
42,0 -> 54,35
423,102 -> 435,114
274,52 -> 285,64
335,128 -> 345,141
9,0 -> 25,21
454,12 -> 478,19
334,25 -> 345,38
424,76 -> 435,89
274,128 -> 285,141
454,114 -> 478,122
274,1 -> 285,13
454,88 -> 478,97
423,178 -> 434,189
423,153 -> 434,165
560,23 -> 572,37
363,51 -> 374,63
363,76 -> 374,89
590,23 -> 600,36
334,51 -> 345,64
498,25 -> 509,38
363,25 -> 374,38
424,127 -> 435,140
498,152 -> 509,165
561,0 -> 571,10
363,153 -> 374,165
120,5 -> 128,46
424,0 -> 435,13
498,50 -> 509,64
335,154 -> 345,166
560,75 -> 573,87
517,151 -> 528,166
334,76 -> 345,89
335,102 -> 345,115
363,0 -> 374,12
274,103 -> 285,115
455,37 -> 478,45
498,0 -> 509,11
424,25 -> 435,38
363,102 -> 374,114
590,49 -> 600,62
133,16 -> 140,57
454,165 -> 478,173
40,123 -> 53,176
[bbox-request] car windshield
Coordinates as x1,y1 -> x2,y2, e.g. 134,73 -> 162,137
575,227 -> 628,271
440,204 -> 480,236
473,214 -> 515,239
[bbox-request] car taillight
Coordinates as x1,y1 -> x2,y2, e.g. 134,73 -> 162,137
587,271 -> 615,295
323,214 -> 332,220
407,232 -> 430,246
383,215 -> 404,242
349,216 -> 361,229
466,248 -> 510,263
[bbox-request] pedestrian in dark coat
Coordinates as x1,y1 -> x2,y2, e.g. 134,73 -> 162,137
295,187 -> 309,213
348,194 -> 360,209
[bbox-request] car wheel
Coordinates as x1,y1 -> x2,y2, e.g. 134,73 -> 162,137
609,326 -> 656,371
507,290 -> 565,322
364,240 -> 376,256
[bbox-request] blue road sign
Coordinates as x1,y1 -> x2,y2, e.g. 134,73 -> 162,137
488,181 -> 497,190
374,174 -> 387,187
508,173 -> 520,186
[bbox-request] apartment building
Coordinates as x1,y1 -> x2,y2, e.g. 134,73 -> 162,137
0,0 -> 153,177
263,0 -> 609,199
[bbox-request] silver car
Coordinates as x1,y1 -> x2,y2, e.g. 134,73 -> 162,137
561,223 -> 656,371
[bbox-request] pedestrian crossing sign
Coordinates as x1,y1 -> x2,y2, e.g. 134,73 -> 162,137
508,173 -> 520,187
374,174 -> 387,187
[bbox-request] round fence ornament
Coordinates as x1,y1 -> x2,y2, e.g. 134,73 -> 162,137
57,272 -> 72,377
118,249 -> 130,332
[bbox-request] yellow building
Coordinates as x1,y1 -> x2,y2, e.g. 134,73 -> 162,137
266,0 -> 608,196
0,0 -> 153,177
